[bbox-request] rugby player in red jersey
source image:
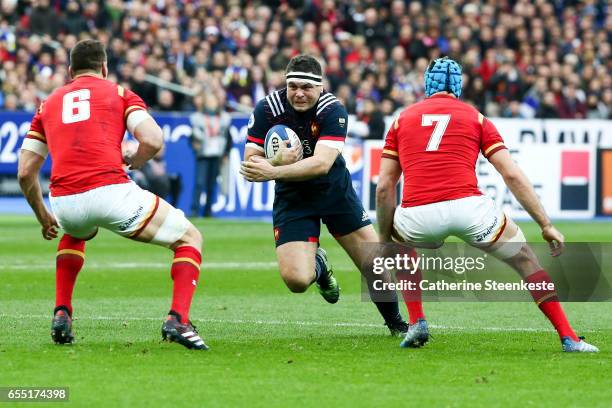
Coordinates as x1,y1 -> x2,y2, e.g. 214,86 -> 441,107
18,40 -> 207,350
376,57 -> 598,352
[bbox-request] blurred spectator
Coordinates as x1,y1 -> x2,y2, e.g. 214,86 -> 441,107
3,93 -> 18,111
156,89 -> 176,111
250,65 -> 268,104
559,84 -> 587,119
358,98 -> 386,140
536,92 -> 561,119
189,94 -> 232,217
586,89 -> 611,119
29,0 -> 59,37
502,101 -> 524,118
130,66 -> 157,108
61,1 -> 87,36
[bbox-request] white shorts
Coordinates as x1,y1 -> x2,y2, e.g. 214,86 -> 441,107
393,195 -> 507,248
49,182 -> 189,246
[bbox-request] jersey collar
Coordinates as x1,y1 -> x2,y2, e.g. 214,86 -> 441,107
429,93 -> 456,99
70,74 -> 104,83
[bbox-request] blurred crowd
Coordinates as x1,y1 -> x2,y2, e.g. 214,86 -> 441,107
0,0 -> 610,125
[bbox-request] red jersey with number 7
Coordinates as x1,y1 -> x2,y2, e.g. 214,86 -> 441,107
25,75 -> 147,196
382,94 -> 506,207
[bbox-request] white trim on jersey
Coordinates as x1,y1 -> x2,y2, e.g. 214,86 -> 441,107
266,91 -> 285,117
272,91 -> 285,114
317,139 -> 345,153
265,94 -> 278,116
316,94 -> 338,116
245,142 -> 264,152
126,109 -> 152,134
21,138 -> 49,158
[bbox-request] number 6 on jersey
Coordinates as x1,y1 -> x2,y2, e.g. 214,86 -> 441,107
62,89 -> 91,124
422,114 -> 450,151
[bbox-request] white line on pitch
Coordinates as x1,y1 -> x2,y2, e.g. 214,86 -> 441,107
0,313 -> 568,332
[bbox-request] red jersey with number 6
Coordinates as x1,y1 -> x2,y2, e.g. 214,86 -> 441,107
382,94 -> 506,207
26,75 -> 147,196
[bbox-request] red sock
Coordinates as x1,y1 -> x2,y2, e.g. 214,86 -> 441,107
170,246 -> 202,324
525,270 -> 578,341
396,248 -> 425,324
55,234 -> 86,315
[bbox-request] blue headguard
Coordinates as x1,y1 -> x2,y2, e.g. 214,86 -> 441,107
424,57 -> 463,97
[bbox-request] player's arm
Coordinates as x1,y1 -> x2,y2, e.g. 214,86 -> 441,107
122,90 -> 163,170
376,158 -> 402,242
488,149 -> 564,248
244,144 -> 265,161
18,149 -> 59,240
19,107 -> 59,239
480,115 -> 563,249
124,116 -> 163,169
376,119 -> 402,242
244,101 -> 268,163
241,143 -> 338,182
276,143 -> 337,180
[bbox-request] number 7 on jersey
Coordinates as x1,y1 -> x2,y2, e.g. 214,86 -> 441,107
422,114 -> 450,151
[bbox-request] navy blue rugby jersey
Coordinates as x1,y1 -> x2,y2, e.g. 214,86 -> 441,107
245,89 -> 350,198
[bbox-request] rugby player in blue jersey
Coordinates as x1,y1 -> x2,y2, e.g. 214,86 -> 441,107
240,55 -> 409,335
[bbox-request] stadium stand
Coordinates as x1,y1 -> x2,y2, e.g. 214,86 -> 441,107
0,0 -> 609,125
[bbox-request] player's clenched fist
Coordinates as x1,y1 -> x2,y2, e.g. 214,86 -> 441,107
541,225 -> 565,257
40,210 -> 59,240
240,156 -> 279,182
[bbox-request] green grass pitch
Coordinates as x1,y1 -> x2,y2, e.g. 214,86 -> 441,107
1,216 -> 610,407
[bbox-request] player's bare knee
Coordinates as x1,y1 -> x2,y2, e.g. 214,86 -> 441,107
283,274 -> 311,293
279,266 -> 312,293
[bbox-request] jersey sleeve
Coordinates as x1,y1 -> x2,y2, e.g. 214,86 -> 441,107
479,114 -> 506,159
316,104 -> 348,152
21,102 -> 49,158
381,116 -> 399,161
120,86 -> 149,133
245,99 -> 269,152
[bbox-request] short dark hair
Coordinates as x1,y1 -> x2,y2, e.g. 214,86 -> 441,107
285,54 -> 322,76
70,39 -> 106,73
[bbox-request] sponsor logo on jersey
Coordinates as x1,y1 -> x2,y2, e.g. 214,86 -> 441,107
361,211 -> 369,222
474,216 -> 498,242
302,139 -> 313,155
311,122 -> 319,138
118,205 -> 144,231
339,117 -> 346,128
247,113 -> 255,129
274,227 -> 280,241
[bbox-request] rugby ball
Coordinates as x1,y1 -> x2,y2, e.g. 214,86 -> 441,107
264,125 -> 301,160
